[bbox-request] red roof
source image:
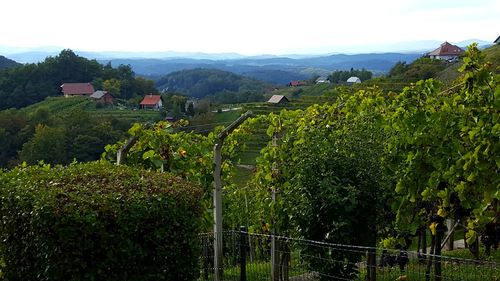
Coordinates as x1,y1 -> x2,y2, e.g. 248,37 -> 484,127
289,81 -> 306,86
140,94 -> 162,105
61,83 -> 95,95
428,42 -> 464,56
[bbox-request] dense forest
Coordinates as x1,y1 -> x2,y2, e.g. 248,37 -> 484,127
155,68 -> 269,101
0,50 -> 157,110
0,107 -> 127,167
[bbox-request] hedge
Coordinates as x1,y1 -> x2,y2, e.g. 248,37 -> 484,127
0,162 -> 203,281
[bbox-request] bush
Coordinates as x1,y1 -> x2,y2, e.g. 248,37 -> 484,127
0,162 -> 203,281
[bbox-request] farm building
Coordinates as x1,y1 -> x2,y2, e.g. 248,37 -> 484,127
90,91 -> 114,104
426,42 -> 464,61
289,81 -> 307,87
140,94 -> 163,110
61,83 -> 95,97
267,95 -> 289,105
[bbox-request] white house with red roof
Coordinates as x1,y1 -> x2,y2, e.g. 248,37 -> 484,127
427,42 -> 464,61
61,83 -> 95,97
140,94 -> 163,110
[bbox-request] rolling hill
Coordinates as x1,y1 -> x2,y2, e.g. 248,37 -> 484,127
0,56 -> 20,69
155,68 -> 269,98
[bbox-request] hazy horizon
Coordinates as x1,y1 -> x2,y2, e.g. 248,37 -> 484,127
1,0 -> 498,56
0,38 -> 494,59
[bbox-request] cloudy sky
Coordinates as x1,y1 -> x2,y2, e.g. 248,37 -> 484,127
1,0 -> 498,55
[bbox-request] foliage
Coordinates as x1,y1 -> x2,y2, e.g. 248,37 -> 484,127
209,90 -> 265,104
103,121 -> 239,229
0,109 -> 30,167
385,44 -> 499,254
19,124 -> 67,164
388,57 -> 448,82
0,104 -> 127,168
104,121 -> 213,185
102,78 -> 121,97
0,161 -> 203,281
227,87 -> 391,278
482,44 -> 500,73
159,93 -> 188,117
156,68 -> 268,100
328,68 -> 372,83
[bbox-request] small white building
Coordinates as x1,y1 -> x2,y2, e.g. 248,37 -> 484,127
315,77 -> 330,84
346,77 -> 361,84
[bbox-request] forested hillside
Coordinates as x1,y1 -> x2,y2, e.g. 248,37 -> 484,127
0,56 -> 20,69
156,68 -> 269,101
0,50 -> 157,110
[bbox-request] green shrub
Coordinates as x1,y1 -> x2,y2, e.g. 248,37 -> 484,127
0,162 -> 203,281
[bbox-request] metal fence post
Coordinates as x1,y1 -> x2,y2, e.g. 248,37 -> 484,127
240,226 -> 247,281
213,111 -> 252,281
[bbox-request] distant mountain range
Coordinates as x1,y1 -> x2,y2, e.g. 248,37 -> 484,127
1,39 -> 493,85
100,53 -> 424,84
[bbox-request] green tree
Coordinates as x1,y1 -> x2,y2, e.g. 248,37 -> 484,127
103,78 -> 121,97
19,124 -> 67,164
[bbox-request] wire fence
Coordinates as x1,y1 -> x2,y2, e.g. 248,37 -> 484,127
199,230 -> 500,281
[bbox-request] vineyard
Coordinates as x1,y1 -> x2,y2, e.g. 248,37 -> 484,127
21,96 -> 161,122
0,45 -> 498,280
103,45 -> 499,278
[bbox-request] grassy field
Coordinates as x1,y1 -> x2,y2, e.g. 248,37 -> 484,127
214,109 -> 243,123
20,96 -> 161,123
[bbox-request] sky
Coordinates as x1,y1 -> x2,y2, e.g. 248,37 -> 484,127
0,0 -> 498,55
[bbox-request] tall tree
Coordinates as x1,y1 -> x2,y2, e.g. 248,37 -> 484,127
19,124 -> 67,165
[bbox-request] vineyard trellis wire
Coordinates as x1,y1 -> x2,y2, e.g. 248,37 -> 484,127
199,230 -> 500,281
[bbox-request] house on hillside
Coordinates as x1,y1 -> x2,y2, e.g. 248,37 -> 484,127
61,83 -> 95,97
346,77 -> 361,84
140,94 -> 163,110
90,90 -> 114,104
289,81 -> 307,87
267,95 -> 289,105
495,36 -> 500,45
427,42 -> 464,61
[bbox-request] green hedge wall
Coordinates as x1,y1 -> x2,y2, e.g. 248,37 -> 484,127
0,162 -> 203,281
